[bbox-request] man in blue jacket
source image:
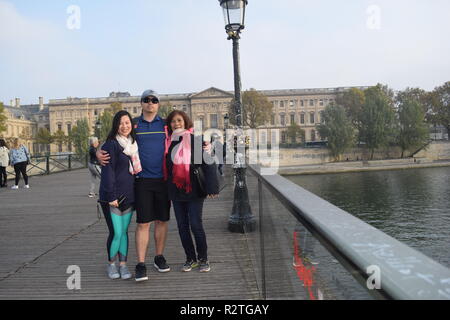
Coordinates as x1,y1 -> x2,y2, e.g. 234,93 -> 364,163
98,90 -> 171,282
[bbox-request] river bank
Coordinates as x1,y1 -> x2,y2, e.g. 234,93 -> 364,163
278,158 -> 450,175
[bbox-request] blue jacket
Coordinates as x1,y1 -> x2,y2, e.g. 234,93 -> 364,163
10,145 -> 30,165
166,134 -> 219,202
99,139 -> 135,208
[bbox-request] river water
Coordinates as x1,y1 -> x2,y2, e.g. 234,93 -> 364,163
286,166 -> 450,269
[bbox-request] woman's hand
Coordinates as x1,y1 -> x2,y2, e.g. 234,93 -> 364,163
109,200 -> 119,208
96,149 -> 110,166
207,194 -> 219,199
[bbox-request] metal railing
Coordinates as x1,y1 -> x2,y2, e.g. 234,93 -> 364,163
242,164 -> 450,300
6,153 -> 88,178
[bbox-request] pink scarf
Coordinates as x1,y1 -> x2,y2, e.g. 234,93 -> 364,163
164,128 -> 193,193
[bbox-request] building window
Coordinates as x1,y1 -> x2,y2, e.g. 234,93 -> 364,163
320,99 -> 324,106
309,100 -> 314,107
301,100 -> 304,107
300,113 -> 305,124
57,124 -> 62,131
310,113 -> 315,124
210,114 -> 218,128
320,111 -> 325,123
133,107 -> 138,114
67,123 -> 72,133
289,100 -> 294,108
280,101 -> 284,108
290,114 -> 295,124
271,114 -> 275,126
311,130 -> 316,142
281,131 -> 287,144
280,114 -> 286,126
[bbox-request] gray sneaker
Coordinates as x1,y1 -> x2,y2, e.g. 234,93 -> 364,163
119,264 -> 132,280
107,263 -> 120,279
182,260 -> 199,272
199,260 -> 211,273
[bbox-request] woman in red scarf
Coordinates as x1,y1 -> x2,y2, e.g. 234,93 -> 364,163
164,111 -> 219,273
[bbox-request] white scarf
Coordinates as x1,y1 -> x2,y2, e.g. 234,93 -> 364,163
115,134 -> 142,175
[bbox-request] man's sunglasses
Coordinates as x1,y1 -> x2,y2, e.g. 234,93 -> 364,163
142,97 -> 159,104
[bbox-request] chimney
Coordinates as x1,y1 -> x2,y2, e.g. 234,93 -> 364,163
15,98 -> 20,108
39,97 -> 44,111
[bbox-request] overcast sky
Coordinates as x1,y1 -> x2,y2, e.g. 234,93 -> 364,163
1,0 -> 449,105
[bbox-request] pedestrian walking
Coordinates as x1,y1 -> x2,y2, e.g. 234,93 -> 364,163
9,138 -> 30,189
164,110 -> 219,272
0,139 -> 9,188
88,137 -> 101,198
99,110 -> 142,280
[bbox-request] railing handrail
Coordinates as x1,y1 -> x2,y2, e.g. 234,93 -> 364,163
249,164 -> 450,300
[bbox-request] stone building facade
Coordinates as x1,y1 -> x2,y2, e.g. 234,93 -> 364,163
2,86 -> 367,154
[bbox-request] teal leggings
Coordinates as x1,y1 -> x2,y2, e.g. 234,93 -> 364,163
101,204 -> 134,262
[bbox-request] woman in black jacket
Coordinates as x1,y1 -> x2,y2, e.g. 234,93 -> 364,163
164,110 -> 219,272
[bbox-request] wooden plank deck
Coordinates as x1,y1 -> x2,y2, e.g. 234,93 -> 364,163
0,168 -> 260,300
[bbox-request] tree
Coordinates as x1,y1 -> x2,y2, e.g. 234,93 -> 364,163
335,88 -> 365,129
318,104 -> 355,161
35,127 -> 53,154
397,97 -> 429,158
69,118 -> 91,157
159,101 -> 176,119
36,128 -> 53,145
0,102 -> 7,135
229,89 -> 273,128
428,81 -> 450,140
286,123 -> 305,144
110,102 -> 123,114
359,85 -> 397,160
52,130 -> 69,152
97,110 -> 113,143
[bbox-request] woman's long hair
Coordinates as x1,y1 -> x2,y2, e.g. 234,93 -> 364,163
106,110 -> 137,143
0,139 -> 7,148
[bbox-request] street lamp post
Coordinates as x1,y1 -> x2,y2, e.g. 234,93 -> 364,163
219,0 -> 255,233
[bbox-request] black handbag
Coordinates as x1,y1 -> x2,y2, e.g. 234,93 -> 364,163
193,165 -> 226,195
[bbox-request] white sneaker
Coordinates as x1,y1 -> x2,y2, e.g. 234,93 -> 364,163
11,185 -> 19,190
24,185 -> 30,189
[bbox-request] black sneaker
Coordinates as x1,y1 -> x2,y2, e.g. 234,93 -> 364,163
135,263 -> 148,282
154,255 -> 171,273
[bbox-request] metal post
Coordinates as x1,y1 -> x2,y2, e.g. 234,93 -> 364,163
228,34 -> 256,233
46,155 -> 50,175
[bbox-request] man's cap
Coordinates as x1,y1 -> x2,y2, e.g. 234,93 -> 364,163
141,90 -> 159,101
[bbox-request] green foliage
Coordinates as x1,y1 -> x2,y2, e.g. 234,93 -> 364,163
397,97 -> 429,157
35,127 -> 53,145
52,129 -> 69,150
318,104 -> 355,160
97,110 -> 113,143
428,81 -> 450,140
110,102 -> 123,114
286,123 -> 305,144
336,88 -> 365,128
159,101 -> 176,119
359,85 -> 397,159
70,118 -> 91,157
0,102 -> 7,135
229,89 -> 273,128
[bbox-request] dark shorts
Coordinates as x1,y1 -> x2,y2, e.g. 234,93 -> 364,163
135,178 -> 171,224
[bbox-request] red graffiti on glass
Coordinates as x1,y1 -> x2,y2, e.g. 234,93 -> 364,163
293,231 -> 317,300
